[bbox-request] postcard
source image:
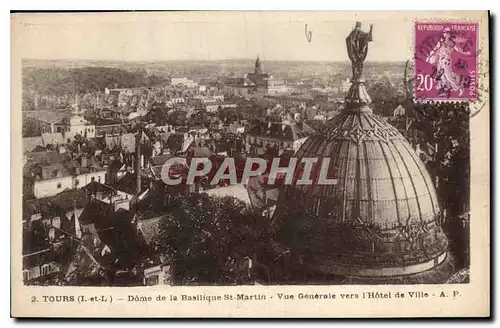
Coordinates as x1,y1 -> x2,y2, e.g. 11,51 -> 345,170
11,11 -> 490,318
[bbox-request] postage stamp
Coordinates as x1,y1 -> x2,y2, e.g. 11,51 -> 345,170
414,22 -> 479,101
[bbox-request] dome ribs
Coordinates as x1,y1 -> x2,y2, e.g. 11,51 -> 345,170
359,113 -> 374,130
398,139 -> 440,218
274,112 -> 448,277
342,113 -> 355,130
362,141 -> 374,226
327,139 -> 344,201
299,112 -> 440,231
394,140 -> 435,218
342,140 -> 354,223
387,138 -> 423,226
377,140 -> 402,227
354,140 -> 362,224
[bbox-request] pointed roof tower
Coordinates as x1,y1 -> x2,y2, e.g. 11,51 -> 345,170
255,56 -> 262,75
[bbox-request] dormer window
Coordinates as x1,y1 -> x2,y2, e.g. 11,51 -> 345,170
41,264 -> 50,276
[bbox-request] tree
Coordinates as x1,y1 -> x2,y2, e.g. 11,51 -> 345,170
154,193 -> 270,285
367,76 -> 402,116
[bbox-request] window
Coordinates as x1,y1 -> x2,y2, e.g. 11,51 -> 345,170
98,176 -> 101,183
57,182 -> 62,189
41,264 -> 50,276
23,270 -> 30,282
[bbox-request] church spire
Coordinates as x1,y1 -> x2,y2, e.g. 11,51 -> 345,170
255,56 -> 262,75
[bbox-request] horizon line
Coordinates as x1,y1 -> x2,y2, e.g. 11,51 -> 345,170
22,57 -> 409,64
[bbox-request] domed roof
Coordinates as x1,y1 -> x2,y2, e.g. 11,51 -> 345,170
272,22 -> 451,283
292,111 -> 441,226
273,110 -> 449,277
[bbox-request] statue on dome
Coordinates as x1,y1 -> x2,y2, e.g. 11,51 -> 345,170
346,22 -> 373,81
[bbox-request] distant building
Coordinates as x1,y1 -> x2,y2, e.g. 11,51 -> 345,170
23,111 -> 96,139
393,104 -> 406,117
245,121 -> 311,156
265,95 -> 314,108
340,78 -> 351,93
143,264 -> 171,285
63,115 -> 96,139
170,77 -> 198,88
169,97 -> 185,105
205,102 -> 237,113
105,87 -> 148,97
23,110 -> 71,135
246,57 -> 288,95
31,157 -> 107,199
104,87 -> 149,108
223,84 -> 251,98
223,57 -> 289,98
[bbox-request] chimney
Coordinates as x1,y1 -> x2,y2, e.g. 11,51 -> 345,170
73,200 -> 82,239
136,143 -> 141,195
81,156 -> 88,168
48,227 -> 56,242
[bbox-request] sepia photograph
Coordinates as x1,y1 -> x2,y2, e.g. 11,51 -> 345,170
11,10 -> 490,317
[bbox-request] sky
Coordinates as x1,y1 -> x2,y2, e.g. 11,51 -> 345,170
12,12 -> 417,62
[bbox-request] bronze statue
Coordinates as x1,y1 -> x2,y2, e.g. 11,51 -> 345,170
346,22 -> 373,81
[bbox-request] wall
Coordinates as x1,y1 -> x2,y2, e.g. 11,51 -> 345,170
75,170 -> 107,187
34,170 -> 107,198
24,261 -> 61,283
143,265 -> 171,285
34,175 -> 74,199
70,124 -> 96,139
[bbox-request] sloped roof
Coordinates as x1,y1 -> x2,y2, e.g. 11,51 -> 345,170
78,199 -> 112,227
82,181 -> 115,195
114,172 -> 148,196
138,215 -> 163,246
41,132 -> 65,146
40,162 -> 71,180
23,110 -> 70,124
246,122 -> 308,141
25,151 -> 68,167
23,137 -> 44,153
25,188 -> 90,217
150,154 -> 175,167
